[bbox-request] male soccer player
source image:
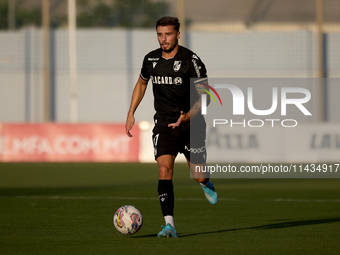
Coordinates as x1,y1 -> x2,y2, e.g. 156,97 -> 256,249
125,16 -> 217,238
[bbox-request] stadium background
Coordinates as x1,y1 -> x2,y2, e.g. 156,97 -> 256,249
1,1 -> 340,254
0,0 -> 339,162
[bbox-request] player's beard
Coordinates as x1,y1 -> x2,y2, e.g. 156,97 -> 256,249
161,41 -> 178,53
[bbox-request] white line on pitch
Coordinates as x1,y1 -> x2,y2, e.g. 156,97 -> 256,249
1,196 -> 340,202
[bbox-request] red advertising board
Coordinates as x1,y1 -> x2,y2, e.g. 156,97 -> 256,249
0,123 -> 139,162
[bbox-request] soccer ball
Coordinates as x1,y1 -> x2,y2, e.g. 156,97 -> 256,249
113,205 -> 143,235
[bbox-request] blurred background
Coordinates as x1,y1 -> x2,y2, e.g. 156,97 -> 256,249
0,0 -> 339,124
2,4 -> 340,254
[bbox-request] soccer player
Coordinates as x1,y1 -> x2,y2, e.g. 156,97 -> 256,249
125,16 -> 217,238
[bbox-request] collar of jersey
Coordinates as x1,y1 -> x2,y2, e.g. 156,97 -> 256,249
162,56 -> 174,60
160,46 -> 181,60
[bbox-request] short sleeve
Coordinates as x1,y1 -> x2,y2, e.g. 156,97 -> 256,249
140,56 -> 150,81
189,54 -> 208,84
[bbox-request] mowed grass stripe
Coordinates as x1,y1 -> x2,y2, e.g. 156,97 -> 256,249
2,195 -> 340,202
1,163 -> 340,254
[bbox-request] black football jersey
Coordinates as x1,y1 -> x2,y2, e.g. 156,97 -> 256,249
140,46 -> 208,120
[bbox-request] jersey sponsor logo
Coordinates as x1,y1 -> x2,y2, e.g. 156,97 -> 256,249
192,59 -> 202,78
153,62 -> 157,68
150,75 -> 173,85
173,61 -> 182,72
174,77 -> 183,85
148,58 -> 159,61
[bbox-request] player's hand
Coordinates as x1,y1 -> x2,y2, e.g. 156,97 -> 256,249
125,115 -> 135,137
168,111 -> 188,129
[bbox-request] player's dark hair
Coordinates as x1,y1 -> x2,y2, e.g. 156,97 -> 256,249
156,16 -> 180,31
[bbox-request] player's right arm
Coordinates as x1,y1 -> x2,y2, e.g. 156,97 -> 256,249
125,76 -> 148,137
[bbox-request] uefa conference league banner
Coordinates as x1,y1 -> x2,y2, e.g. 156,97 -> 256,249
0,124 -> 139,162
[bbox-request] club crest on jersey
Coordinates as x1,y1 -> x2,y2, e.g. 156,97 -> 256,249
153,62 -> 157,68
173,61 -> 182,72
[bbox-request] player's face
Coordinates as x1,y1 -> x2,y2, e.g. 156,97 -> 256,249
156,25 -> 180,53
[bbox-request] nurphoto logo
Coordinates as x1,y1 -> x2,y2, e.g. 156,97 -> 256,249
198,83 -> 223,115
201,83 -> 312,128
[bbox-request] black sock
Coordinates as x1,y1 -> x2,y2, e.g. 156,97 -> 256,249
158,180 -> 174,216
200,178 -> 210,185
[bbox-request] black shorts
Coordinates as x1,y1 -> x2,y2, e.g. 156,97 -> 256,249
152,114 -> 206,164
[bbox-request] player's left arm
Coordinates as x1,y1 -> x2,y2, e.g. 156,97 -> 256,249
168,80 -> 210,128
168,54 -> 209,129
191,80 -> 211,117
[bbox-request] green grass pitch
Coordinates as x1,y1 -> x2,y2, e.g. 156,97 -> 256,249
1,163 -> 340,254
